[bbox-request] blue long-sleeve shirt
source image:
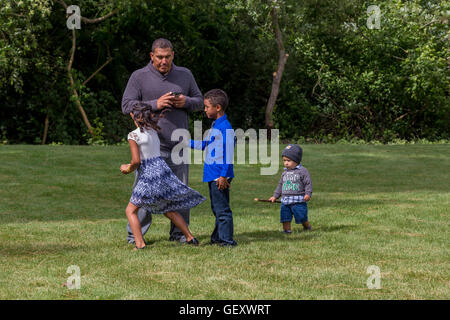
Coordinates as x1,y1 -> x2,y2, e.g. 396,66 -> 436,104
190,114 -> 235,182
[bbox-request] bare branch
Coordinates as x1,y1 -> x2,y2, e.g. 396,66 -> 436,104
422,19 -> 439,28
82,56 -> 113,86
66,28 -> 93,135
81,10 -> 119,24
42,113 -> 49,145
312,65 -> 324,97
270,7 -> 284,53
265,6 -> 289,130
57,0 -> 117,136
68,29 -> 76,72
56,0 -> 118,24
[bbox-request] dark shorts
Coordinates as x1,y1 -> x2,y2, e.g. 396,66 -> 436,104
280,203 -> 308,224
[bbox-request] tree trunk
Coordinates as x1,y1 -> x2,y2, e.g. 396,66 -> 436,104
42,113 -> 49,145
67,29 -> 94,135
265,6 -> 289,132
58,0 -> 117,136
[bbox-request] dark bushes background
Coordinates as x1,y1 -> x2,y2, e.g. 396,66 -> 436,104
1,0 -> 448,144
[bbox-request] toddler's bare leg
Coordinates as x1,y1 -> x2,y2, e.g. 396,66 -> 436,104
302,221 -> 312,230
282,222 -> 291,232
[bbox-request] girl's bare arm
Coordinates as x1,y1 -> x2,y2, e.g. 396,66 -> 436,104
120,140 -> 140,174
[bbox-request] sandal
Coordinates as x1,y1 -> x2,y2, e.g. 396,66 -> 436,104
133,245 -> 147,251
186,238 -> 199,246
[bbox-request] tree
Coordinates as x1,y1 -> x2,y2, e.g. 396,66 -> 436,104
0,0 -> 53,94
56,0 -> 118,136
227,0 -> 293,131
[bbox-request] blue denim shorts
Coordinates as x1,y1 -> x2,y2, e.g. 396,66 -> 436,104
280,203 -> 308,224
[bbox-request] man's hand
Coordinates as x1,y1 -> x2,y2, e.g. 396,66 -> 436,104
171,94 -> 186,108
216,177 -> 230,190
157,92 -> 176,110
268,196 -> 277,203
304,195 -> 311,202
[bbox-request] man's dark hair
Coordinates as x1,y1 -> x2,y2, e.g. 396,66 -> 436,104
204,89 -> 229,111
151,38 -> 173,52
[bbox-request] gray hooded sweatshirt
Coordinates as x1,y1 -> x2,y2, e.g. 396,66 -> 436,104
122,62 -> 203,152
273,165 -> 313,199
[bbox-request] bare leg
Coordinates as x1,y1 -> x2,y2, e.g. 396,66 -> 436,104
282,222 -> 292,233
164,211 -> 194,242
302,221 -> 312,230
126,202 -> 146,249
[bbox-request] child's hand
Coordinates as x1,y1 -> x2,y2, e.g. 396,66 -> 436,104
304,195 -> 311,202
216,177 -> 230,190
268,196 -> 276,203
120,164 -> 132,174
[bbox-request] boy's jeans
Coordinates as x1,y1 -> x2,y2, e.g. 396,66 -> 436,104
208,178 -> 237,246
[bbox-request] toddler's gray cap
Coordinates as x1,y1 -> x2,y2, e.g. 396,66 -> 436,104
281,144 -> 303,164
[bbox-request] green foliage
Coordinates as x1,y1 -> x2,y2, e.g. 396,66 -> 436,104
0,0 -> 448,144
83,118 -> 106,146
0,0 -> 53,93
280,0 -> 449,141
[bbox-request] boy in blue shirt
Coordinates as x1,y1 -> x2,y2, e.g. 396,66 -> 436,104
190,89 -> 237,247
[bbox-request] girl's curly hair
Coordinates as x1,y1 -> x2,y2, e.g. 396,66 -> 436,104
131,102 -> 163,132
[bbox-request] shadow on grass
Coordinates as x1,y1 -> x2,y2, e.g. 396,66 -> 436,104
236,229 -> 315,243
0,243 -> 84,257
235,224 -> 357,244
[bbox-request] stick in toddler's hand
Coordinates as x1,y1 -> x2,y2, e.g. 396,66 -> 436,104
254,198 -> 281,203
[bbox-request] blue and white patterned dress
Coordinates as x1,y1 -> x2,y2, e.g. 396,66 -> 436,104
127,127 -> 206,214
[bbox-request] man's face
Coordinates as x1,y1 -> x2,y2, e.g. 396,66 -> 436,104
150,47 -> 174,74
204,99 -> 219,119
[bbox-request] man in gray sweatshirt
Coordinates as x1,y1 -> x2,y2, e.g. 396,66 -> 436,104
122,38 -> 204,243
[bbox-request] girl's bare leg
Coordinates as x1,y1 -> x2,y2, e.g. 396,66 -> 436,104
126,202 -> 146,248
164,211 -> 194,242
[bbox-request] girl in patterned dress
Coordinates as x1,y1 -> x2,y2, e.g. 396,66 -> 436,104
120,103 -> 205,250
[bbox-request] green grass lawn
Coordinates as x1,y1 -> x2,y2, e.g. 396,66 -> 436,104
0,144 -> 449,299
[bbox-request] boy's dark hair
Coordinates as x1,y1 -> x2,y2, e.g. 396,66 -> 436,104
132,102 -> 161,132
204,89 -> 229,111
151,38 -> 173,52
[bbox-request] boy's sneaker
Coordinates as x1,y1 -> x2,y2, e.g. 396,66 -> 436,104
303,225 -> 312,231
219,241 -> 237,247
282,230 -> 292,234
